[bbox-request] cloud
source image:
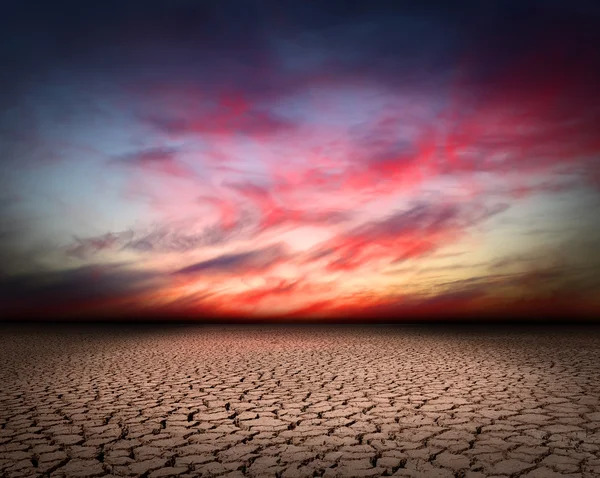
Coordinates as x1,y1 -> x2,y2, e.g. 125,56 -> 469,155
214,278 -> 305,312
143,98 -> 296,139
0,263 -> 165,317
111,147 -> 194,178
1,1 -> 600,319
306,201 -> 509,271
117,147 -> 179,164
63,196 -> 348,260
432,251 -> 600,303
67,232 -> 129,259
4,1 -> 599,182
225,181 -> 352,231
65,215 -> 257,258
174,243 -> 287,276
284,263 -> 600,320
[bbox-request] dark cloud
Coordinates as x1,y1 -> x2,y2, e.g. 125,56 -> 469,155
63,197 -> 352,261
175,244 -> 287,276
116,147 -> 179,165
435,257 -> 600,301
0,206 -> 55,276
65,217 -> 255,258
354,201 -> 508,241
67,232 -> 129,259
306,201 -> 510,271
0,263 -> 163,316
111,147 -> 194,178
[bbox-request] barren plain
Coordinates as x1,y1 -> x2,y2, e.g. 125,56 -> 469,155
1,325 -> 600,477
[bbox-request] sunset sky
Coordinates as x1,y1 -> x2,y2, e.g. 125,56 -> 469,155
1,0 -> 600,319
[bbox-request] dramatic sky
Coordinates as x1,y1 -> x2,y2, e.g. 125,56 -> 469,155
1,0 -> 600,319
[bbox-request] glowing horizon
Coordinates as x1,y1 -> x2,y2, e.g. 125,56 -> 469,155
1,1 -> 600,320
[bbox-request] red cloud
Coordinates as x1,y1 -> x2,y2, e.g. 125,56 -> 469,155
305,201 -> 508,272
226,181 -> 351,232
198,195 -> 240,232
143,90 -> 296,140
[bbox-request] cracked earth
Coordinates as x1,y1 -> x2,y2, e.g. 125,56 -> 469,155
1,325 -> 600,478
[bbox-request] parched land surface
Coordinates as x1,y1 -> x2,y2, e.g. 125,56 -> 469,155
1,325 -> 600,478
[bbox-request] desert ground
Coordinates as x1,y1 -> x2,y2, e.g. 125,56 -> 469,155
1,325 -> 600,478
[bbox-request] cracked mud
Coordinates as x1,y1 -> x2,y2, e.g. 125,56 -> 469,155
1,326 -> 600,477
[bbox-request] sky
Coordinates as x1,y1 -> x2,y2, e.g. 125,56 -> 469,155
1,0 -> 600,320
